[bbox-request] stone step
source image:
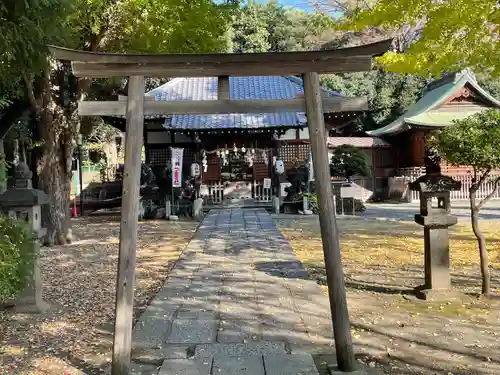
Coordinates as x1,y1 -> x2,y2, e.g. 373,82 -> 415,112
194,341 -> 288,358
157,353 -> 321,375
132,341 -> 287,363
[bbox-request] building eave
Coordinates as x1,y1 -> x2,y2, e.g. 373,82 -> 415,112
366,69 -> 500,137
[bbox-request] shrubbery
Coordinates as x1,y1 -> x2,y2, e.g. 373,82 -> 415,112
0,216 -> 36,301
298,192 -> 319,214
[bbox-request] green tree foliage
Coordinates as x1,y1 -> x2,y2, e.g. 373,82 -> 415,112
69,0 -> 235,54
231,1 -> 430,133
284,9 -> 338,51
231,1 -> 336,52
321,71 -> 427,131
476,75 -> 500,102
1,0 -> 236,245
0,217 -> 36,301
0,0 -> 70,101
330,145 -> 371,181
232,0 -> 273,52
431,111 -> 500,173
429,109 -> 500,295
230,1 -> 431,133
338,0 -> 500,76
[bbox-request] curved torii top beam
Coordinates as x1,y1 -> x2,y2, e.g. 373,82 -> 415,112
48,39 -> 393,78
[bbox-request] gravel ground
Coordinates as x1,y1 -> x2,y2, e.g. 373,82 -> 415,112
277,216 -> 500,375
0,215 -> 198,375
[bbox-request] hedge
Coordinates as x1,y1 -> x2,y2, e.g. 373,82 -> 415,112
0,216 -> 36,301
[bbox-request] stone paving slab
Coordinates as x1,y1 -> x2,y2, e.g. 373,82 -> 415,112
158,358 -> 212,375
165,320 -> 217,344
130,362 -> 161,375
194,342 -> 287,358
176,308 -> 217,320
130,208 -> 349,375
217,319 -> 261,343
133,300 -> 181,349
212,355 -> 265,375
132,344 -> 194,361
328,365 -> 383,375
264,353 -> 320,375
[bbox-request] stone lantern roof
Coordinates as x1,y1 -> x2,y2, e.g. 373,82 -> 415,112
409,151 -> 461,193
0,163 -> 49,209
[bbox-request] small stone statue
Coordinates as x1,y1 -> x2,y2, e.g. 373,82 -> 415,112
14,162 -> 33,189
424,148 -> 441,175
282,163 -> 310,213
140,164 -> 155,186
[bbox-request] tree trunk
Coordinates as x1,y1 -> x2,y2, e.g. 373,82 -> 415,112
0,139 -> 6,193
37,106 -> 75,246
102,141 -> 119,180
469,188 -> 490,296
24,67 -> 84,246
118,134 -> 125,164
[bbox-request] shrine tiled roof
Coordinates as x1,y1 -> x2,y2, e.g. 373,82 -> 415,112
145,76 -> 344,130
367,69 -> 500,137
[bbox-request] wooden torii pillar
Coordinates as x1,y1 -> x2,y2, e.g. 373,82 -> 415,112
49,39 -> 391,374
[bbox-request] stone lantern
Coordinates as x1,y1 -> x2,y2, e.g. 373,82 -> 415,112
409,150 -> 461,300
0,162 -> 50,312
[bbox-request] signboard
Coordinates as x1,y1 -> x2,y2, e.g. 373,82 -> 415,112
171,147 -> 184,188
340,186 -> 356,198
190,162 -> 201,177
263,178 -> 272,189
307,152 -> 314,182
280,182 -> 292,197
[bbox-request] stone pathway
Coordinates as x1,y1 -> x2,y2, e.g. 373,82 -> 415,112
130,208 -> 344,375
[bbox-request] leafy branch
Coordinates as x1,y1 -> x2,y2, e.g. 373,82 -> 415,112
431,108 -> 500,296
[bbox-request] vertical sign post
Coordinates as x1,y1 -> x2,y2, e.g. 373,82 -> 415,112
171,147 -> 184,188
171,147 -> 184,215
77,134 -> 84,215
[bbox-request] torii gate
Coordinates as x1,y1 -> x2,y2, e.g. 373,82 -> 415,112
49,39 -> 391,374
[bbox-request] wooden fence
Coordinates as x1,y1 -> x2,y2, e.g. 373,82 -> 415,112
200,182 -> 224,205
399,168 -> 500,201
253,181 -> 273,202
200,180 -> 273,205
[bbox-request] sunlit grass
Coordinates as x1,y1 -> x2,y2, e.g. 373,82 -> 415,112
279,218 -> 500,317
280,219 -> 500,269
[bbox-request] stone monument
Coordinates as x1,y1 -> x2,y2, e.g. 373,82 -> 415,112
193,198 -> 204,221
0,162 -> 50,312
409,149 -> 462,300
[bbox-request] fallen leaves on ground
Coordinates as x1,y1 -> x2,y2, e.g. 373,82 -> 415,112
278,217 -> 500,375
0,216 -> 198,375
280,219 -> 500,270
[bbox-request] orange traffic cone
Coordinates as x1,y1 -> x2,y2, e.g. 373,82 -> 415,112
72,202 -> 78,218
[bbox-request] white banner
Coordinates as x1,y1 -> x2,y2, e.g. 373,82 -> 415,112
171,147 -> 184,188
308,152 -> 314,181
263,178 -> 272,189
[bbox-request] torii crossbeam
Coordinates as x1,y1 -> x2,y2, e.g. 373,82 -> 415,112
50,39 -> 392,374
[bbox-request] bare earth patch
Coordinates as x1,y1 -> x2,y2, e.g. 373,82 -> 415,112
278,216 -> 500,375
0,215 -> 198,375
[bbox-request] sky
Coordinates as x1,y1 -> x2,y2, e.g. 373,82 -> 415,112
279,0 -> 315,11
235,0 -> 316,12
241,0 -> 336,15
